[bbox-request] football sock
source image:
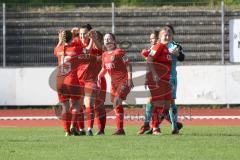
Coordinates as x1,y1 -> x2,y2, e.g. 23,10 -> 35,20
95,107 -> 106,132
152,106 -> 161,129
78,107 -> 85,130
144,102 -> 153,127
115,105 -> 124,130
169,104 -> 178,130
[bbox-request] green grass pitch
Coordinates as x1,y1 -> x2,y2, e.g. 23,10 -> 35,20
0,126 -> 240,160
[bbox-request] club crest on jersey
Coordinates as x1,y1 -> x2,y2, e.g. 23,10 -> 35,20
122,55 -> 129,62
111,55 -> 115,62
149,50 -> 156,56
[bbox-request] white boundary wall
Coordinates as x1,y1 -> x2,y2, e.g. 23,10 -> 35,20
0,65 -> 240,106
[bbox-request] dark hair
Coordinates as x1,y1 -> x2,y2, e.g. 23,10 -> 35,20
165,24 -> 175,34
95,31 -> 103,43
64,30 -> 72,43
151,30 -> 159,37
106,33 -> 116,41
81,23 -> 92,31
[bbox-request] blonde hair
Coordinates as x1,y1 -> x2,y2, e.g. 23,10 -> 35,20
158,27 -> 173,39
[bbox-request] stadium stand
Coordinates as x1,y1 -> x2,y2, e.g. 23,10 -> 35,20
0,6 -> 240,66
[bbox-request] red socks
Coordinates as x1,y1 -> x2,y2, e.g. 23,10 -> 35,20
152,106 -> 164,129
115,105 -> 124,130
78,107 -> 85,130
95,106 -> 106,132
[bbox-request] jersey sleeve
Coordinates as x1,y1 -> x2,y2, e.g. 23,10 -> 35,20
141,49 -> 150,58
117,49 -> 130,64
149,44 -> 161,59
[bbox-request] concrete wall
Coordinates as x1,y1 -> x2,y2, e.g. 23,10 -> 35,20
0,65 -> 240,106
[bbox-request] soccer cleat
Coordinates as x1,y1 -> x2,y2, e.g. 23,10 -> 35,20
86,129 -> 93,136
171,129 -> 179,135
112,129 -> 125,136
152,128 -> 161,135
177,122 -> 183,131
137,125 -> 150,135
78,130 -> 86,136
70,126 -> 80,136
144,128 -> 153,135
65,132 -> 71,137
95,130 -> 105,136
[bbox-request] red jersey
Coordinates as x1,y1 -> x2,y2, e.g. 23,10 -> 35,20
77,44 -> 102,82
54,42 -> 83,102
102,48 -> 129,84
148,42 -> 172,80
54,42 -> 83,75
54,42 -> 83,65
88,47 -> 103,80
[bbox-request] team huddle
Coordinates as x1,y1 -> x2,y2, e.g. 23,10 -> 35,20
54,24 -> 185,136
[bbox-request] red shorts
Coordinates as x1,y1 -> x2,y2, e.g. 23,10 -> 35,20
147,77 -> 172,102
95,77 -> 107,106
111,82 -> 131,102
57,72 -> 81,103
78,80 -> 97,96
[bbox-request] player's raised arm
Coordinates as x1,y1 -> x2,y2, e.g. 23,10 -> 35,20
86,30 -> 103,51
56,29 -> 64,48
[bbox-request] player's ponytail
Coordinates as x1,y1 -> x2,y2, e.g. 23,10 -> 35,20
64,30 -> 72,43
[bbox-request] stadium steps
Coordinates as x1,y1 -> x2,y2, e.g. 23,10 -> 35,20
2,9 -> 239,66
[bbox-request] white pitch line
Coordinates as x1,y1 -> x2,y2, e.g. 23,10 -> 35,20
179,116 -> 240,120
0,116 -> 240,120
0,116 -> 58,120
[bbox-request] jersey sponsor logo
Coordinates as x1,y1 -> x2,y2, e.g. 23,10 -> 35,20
105,63 -> 115,69
77,54 -> 91,59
